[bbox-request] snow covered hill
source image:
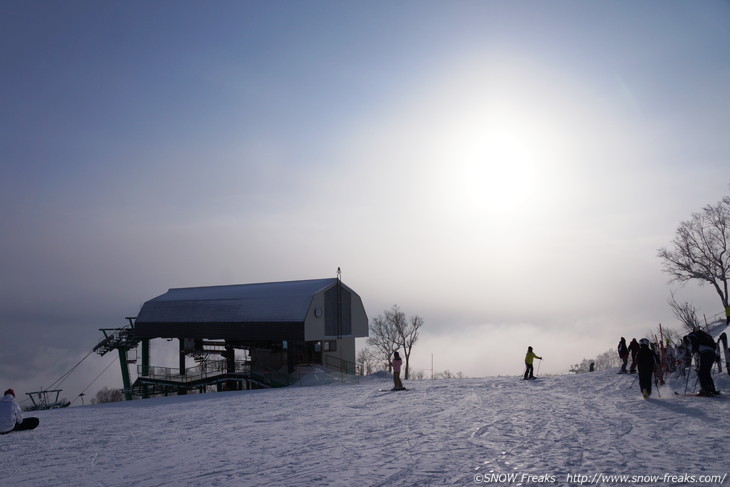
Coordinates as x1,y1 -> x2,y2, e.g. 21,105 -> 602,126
2,369 -> 729,486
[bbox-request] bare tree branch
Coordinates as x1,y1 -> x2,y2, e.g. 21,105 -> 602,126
658,192 -> 730,319
667,291 -> 701,332
356,347 -> 377,375
367,305 -> 425,380
367,314 -> 399,371
395,312 -> 423,380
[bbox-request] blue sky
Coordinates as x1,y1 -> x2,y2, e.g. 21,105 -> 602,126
1,1 -> 729,399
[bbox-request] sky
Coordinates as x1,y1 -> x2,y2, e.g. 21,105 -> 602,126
1,1 -> 729,403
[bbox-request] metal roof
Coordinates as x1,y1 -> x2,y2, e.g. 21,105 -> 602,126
135,278 -> 339,324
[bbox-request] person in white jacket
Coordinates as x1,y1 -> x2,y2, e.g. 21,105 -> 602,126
0,389 -> 38,434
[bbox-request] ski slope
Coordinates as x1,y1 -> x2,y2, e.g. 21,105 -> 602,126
1,369 -> 729,486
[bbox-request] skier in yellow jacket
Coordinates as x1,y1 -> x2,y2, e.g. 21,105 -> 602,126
524,346 -> 542,380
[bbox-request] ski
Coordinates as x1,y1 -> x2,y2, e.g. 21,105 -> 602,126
674,391 -> 725,398
681,394 -> 726,398
720,332 -> 730,376
378,388 -> 408,392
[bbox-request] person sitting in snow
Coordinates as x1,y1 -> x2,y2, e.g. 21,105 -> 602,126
636,339 -> 659,399
391,351 -> 405,391
628,338 -> 639,374
684,329 -> 718,396
617,337 -> 629,373
0,389 -> 39,434
524,346 -> 542,380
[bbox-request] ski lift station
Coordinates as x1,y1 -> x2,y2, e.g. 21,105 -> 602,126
93,276 -> 369,399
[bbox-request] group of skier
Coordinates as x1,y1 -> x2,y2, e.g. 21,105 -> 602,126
618,327 -> 722,399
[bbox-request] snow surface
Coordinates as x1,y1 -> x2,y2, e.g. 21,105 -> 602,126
2,369 -> 729,487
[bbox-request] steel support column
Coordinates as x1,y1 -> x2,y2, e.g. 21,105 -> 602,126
118,348 -> 133,401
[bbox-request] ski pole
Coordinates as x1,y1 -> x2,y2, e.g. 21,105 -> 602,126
683,364 -> 692,396
629,374 -> 638,389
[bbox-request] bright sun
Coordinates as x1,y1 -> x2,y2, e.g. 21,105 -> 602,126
461,131 -> 537,217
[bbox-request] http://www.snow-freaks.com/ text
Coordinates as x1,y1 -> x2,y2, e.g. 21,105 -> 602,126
473,472 -> 728,484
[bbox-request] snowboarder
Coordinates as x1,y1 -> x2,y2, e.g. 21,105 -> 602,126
684,329 -> 718,396
391,352 -> 404,391
628,338 -> 639,374
618,337 -> 629,373
636,339 -> 659,399
0,389 -> 39,434
524,346 -> 542,380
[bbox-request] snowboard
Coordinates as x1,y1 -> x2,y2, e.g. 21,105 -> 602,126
720,333 -> 730,376
1,417 -> 39,434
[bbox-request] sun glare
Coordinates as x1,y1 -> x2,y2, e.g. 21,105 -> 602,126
461,131 -> 537,217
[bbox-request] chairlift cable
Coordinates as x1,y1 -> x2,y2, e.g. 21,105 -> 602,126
45,349 -> 95,391
71,355 -> 119,405
16,346 -> 97,407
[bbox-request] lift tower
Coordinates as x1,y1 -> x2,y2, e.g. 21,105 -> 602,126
93,317 -> 145,400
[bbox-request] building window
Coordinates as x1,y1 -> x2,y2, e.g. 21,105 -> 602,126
324,285 -> 351,336
323,340 -> 337,352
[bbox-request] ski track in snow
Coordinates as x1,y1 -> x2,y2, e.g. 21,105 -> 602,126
1,370 -> 729,486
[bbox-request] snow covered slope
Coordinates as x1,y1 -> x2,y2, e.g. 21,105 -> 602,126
2,370 -> 729,486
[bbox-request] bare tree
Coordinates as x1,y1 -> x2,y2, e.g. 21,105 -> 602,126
660,327 -> 683,346
570,359 -> 594,373
356,347 -> 377,375
92,387 -> 124,404
642,324 -> 682,348
387,305 -> 423,380
410,369 -> 425,380
368,305 -> 425,380
432,370 -> 466,379
594,349 -> 621,370
658,193 -> 730,324
367,314 -> 399,372
434,370 -> 454,379
667,292 -> 701,332
571,348 -> 621,373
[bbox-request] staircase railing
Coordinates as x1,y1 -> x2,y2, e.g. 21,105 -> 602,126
138,360 -> 249,383
324,355 -> 361,375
